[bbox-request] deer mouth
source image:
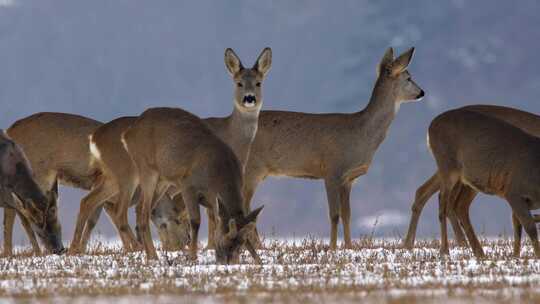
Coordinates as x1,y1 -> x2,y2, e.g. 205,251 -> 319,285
242,95 -> 257,108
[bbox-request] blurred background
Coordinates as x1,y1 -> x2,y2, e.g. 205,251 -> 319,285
1,0 -> 539,245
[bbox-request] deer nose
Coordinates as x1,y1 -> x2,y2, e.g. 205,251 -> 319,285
242,94 -> 257,107
417,90 -> 425,99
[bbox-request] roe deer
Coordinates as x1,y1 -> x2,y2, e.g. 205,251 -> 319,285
71,47 -> 271,252
403,105 -> 540,256
122,107 -> 264,262
428,108 -> 540,258
243,47 -> 424,249
0,131 -> 63,255
5,113 -> 190,254
69,116 -> 191,254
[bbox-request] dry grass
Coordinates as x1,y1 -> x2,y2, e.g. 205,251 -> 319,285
1,237 -> 540,303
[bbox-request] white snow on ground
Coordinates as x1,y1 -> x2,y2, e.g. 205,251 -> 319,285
1,238 -> 540,302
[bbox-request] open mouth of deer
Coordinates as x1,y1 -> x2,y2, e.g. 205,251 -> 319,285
242,95 -> 257,108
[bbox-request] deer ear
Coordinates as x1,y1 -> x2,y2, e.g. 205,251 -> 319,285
253,47 -> 272,76
224,48 -> 243,76
391,47 -> 415,76
378,47 -> 394,75
245,205 -> 264,223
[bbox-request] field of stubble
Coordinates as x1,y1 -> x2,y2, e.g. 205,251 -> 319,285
1,237 -> 540,303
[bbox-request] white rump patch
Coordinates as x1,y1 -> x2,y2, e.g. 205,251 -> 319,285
89,134 -> 102,161
121,134 -> 129,153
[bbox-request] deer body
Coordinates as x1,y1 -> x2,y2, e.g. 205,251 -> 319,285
428,109 -> 540,258
4,112 -> 191,255
122,107 -> 263,263
0,131 -> 63,255
403,105 -> 540,256
244,47 -> 424,249
68,48 -> 272,254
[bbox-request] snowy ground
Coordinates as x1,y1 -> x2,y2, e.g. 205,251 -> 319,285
1,238 -> 540,303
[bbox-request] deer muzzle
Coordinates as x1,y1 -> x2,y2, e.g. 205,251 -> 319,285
242,94 -> 257,107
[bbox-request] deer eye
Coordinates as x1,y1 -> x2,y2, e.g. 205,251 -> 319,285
237,82 -> 243,87
256,82 -> 261,87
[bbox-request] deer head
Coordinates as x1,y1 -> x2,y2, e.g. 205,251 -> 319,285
214,200 -> 264,264
376,47 -> 424,107
0,131 -> 65,254
225,47 -> 272,114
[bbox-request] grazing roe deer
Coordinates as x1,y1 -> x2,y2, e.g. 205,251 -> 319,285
0,131 -> 64,255
428,108 -> 540,258
243,47 -> 424,249
403,105 -> 540,255
68,116 -> 191,253
122,107 -> 264,262
5,113 -> 190,254
71,47 -> 271,253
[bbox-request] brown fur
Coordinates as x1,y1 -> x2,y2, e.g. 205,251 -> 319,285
70,48 -> 272,253
4,113 -> 192,255
0,130 -> 63,254
427,108 -> 540,258
403,105 -> 540,256
122,107 -> 263,263
243,47 -> 424,249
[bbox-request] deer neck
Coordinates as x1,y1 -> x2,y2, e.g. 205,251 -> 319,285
225,106 -> 259,170
356,77 -> 399,148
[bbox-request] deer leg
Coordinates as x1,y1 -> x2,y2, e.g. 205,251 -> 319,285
108,181 -> 139,252
453,186 -> 484,258
135,201 -> 143,244
339,182 -> 353,249
507,194 -> 540,258
448,183 -> 468,247
136,171 -> 160,260
438,175 -> 459,256
512,212 -> 522,257
513,214 -> 540,257
79,205 -> 103,251
324,179 -> 341,250
16,209 -> 41,255
104,204 -> 139,252
242,171 -> 265,249
403,173 -> 440,249
69,179 -> 116,255
182,187 -> 201,261
3,208 -> 16,256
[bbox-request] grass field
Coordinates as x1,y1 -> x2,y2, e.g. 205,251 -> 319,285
1,237 -> 540,303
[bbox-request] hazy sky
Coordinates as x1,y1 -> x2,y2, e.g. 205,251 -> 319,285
1,0 -> 539,246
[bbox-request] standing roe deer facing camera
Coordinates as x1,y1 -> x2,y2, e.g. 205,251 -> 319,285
5,113 -> 190,255
403,105 -> 540,256
122,107 -> 264,262
69,47 -> 271,253
428,108 -> 540,258
0,131 -> 64,255
243,47 -> 424,249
